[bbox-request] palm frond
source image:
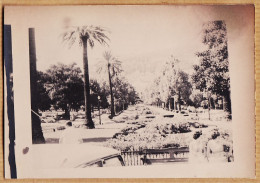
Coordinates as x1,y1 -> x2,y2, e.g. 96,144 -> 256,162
62,31 -> 76,48
93,31 -> 110,46
103,51 -> 112,62
88,38 -> 95,48
88,26 -> 110,47
96,60 -> 107,74
61,26 -> 83,48
62,25 -> 110,49
110,57 -> 123,77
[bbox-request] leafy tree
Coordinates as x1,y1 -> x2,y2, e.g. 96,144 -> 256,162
190,90 -> 204,108
147,57 -> 192,110
37,71 -> 52,111
112,76 -> 138,111
46,63 -> 84,119
89,79 -> 109,109
62,26 -> 110,128
192,20 -> 231,118
96,51 -> 123,118
148,76 -> 162,106
161,58 -> 179,104
175,71 -> 192,110
127,85 -> 138,105
148,58 -> 179,108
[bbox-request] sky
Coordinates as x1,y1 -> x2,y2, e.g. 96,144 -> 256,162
5,5 -> 254,94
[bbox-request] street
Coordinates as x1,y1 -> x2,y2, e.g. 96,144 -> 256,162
42,104 -> 232,148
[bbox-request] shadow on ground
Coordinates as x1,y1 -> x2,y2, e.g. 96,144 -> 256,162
45,137 -> 110,144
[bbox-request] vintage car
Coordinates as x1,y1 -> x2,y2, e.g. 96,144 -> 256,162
30,144 -> 125,169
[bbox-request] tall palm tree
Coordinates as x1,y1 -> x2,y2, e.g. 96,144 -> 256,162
29,28 -> 45,143
96,51 -> 122,118
62,26 -> 109,128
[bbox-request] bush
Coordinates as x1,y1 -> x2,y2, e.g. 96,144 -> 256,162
106,131 -> 191,151
106,119 -> 192,151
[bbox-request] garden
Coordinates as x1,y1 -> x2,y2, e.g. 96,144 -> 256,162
104,105 -> 233,155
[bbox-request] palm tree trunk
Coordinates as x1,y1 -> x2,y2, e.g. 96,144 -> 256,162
64,106 -> 70,120
178,91 -> 181,111
29,28 -> 45,144
108,64 -> 115,118
208,96 -> 211,120
223,90 -> 232,119
82,40 -> 95,128
207,89 -> 211,120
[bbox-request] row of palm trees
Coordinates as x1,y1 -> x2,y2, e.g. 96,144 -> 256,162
62,25 -> 118,129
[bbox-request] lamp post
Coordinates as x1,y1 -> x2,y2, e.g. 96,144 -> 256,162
90,89 -> 94,113
98,96 -> 101,125
203,88 -> 211,120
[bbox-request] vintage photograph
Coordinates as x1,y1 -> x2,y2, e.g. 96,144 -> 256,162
4,5 -> 255,178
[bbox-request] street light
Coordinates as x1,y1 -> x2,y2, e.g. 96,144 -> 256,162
98,96 -> 101,125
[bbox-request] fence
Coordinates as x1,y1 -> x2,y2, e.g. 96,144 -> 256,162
121,149 -> 144,166
121,147 -> 189,166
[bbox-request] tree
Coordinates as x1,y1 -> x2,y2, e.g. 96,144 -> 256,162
37,71 -> 52,111
148,76 -> 162,106
175,71 -> 192,110
126,85 -> 138,105
190,91 -> 204,109
192,20 -> 231,118
46,63 -> 84,119
62,26 -> 110,128
96,51 -> 122,118
189,90 -> 204,116
147,57 -> 192,110
29,28 -> 45,144
112,76 -> 138,111
89,79 -> 109,109
148,57 -> 180,108
161,58 -> 178,106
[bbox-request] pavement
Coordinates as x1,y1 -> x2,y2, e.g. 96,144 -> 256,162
42,108 -> 134,144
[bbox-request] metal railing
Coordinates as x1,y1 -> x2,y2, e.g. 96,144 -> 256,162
121,147 -> 189,166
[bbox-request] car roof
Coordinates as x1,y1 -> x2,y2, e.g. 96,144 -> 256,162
31,144 -> 120,169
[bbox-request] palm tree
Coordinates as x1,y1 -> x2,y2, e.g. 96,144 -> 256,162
29,28 -> 45,143
62,26 -> 109,128
96,51 -> 122,118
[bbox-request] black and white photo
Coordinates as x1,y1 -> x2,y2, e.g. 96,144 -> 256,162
4,5 -> 255,178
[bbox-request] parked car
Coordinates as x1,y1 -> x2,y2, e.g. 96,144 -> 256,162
30,144 -> 125,169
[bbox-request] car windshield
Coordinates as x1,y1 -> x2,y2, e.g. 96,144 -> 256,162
76,156 -> 123,168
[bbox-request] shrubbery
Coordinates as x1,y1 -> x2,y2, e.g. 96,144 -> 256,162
105,115 -> 232,153
106,119 -> 192,151
106,131 -> 191,151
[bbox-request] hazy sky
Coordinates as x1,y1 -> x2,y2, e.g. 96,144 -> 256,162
5,5 -> 254,93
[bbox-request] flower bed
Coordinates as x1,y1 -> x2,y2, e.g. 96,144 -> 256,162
105,118 -> 192,151
105,115 -> 232,153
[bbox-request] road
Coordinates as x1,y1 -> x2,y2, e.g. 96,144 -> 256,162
42,104 -> 232,146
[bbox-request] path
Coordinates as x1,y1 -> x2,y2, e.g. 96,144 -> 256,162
42,107 -> 135,145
